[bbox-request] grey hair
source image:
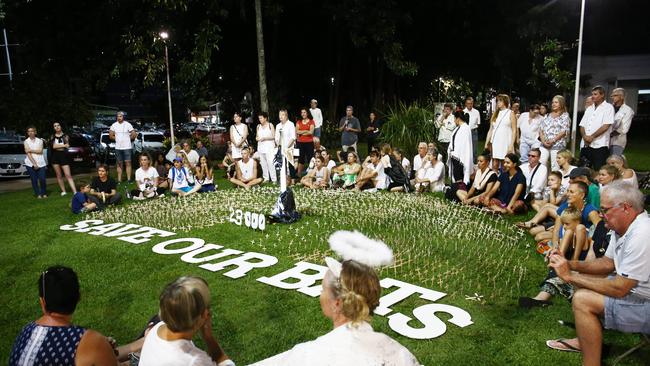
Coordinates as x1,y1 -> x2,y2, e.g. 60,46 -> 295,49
601,181 -> 645,212
117,111 -> 125,116
418,142 -> 427,148
612,87 -> 626,98
606,154 -> 628,168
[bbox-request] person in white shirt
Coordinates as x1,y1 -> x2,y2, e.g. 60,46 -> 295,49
545,182 -> 650,364
179,141 -> 200,168
251,231 -> 419,366
354,151 -> 387,191
229,147 -> 263,190
411,142 -> 428,179
23,126 -> 48,198
109,111 -> 137,182
310,99 -> 323,138
463,96 -> 481,162
608,88 -> 635,156
435,103 -> 456,163
275,109 -> 297,183
414,151 -> 445,193
579,85 -> 614,170
517,104 -> 542,163
131,153 -> 163,200
256,111 -> 277,183
139,276 -> 235,366
520,148 -> 548,201
168,157 -> 201,196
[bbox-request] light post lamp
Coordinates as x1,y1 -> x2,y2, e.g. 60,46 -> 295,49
159,31 -> 175,146
570,0 -> 586,153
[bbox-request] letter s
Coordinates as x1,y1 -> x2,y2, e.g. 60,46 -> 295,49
387,303 -> 473,340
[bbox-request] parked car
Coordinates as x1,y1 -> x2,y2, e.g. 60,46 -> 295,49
65,134 -> 96,167
193,124 -> 230,154
134,131 -> 165,155
0,141 -> 29,178
97,131 -> 115,164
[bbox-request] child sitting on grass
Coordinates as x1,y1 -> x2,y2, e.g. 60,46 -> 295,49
531,171 -> 566,212
71,181 -> 97,214
519,207 -> 590,308
301,155 -> 330,189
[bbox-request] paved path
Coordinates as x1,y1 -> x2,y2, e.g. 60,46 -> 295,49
0,172 -> 95,194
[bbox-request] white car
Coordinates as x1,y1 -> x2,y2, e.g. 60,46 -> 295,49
133,131 -> 165,154
0,141 -> 29,178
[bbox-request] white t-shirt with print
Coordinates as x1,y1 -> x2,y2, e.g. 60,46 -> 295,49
136,166 -> 159,191
110,121 -> 135,150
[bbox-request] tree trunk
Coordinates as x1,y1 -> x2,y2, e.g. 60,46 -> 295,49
255,0 -> 269,113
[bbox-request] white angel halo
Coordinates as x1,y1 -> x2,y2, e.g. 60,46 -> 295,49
325,230 -> 394,278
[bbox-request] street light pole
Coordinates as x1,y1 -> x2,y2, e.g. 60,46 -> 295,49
570,0 -> 586,154
160,31 -> 175,147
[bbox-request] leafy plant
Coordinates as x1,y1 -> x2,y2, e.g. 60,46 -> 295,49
380,102 -> 435,158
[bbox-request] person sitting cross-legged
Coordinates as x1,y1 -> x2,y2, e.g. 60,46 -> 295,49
130,153 -> 166,200
457,151 -> 497,204
87,164 -> 122,209
354,151 -> 388,192
168,157 -> 201,197
230,147 -> 263,190
331,152 -> 361,189
301,155 -> 330,189
545,181 -> 650,366
71,181 -> 98,214
480,153 -> 527,215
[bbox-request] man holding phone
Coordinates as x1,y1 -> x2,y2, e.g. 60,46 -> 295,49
338,105 -> 361,154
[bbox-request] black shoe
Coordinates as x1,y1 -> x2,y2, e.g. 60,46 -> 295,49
519,297 -> 552,309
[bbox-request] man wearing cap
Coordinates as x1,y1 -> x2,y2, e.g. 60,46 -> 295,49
338,106 -> 361,154
609,88 -> 635,157
579,86 -> 614,170
310,99 -> 323,139
109,111 -> 137,183
546,181 -> 650,365
569,167 -> 600,208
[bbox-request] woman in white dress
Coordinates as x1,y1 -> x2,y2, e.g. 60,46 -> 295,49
251,231 -> 419,366
230,112 -> 248,160
256,111 -> 277,183
488,94 -> 517,172
448,110 -> 473,186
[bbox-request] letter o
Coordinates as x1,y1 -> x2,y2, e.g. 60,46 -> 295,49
152,238 -> 205,255
251,213 -> 259,229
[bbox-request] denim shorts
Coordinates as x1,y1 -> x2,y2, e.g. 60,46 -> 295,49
604,292 -> 650,334
115,148 -> 132,163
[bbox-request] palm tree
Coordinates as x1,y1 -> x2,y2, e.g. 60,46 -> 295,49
255,0 -> 269,113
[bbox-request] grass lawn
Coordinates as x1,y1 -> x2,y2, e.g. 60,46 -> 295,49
1,172 -> 648,365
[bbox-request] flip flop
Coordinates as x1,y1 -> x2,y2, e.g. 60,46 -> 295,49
515,221 -> 537,229
546,338 -> 581,353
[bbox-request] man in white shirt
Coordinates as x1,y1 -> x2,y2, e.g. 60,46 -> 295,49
608,88 -> 635,157
411,142 -> 428,180
109,111 -> 137,182
517,104 -> 542,163
310,99 -> 323,138
463,97 -> 481,162
435,103 -> 455,164
579,85 -> 614,170
520,148 -> 547,201
546,182 -> 650,365
180,141 -> 200,168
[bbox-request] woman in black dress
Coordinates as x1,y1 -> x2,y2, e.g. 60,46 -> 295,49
50,122 -> 77,195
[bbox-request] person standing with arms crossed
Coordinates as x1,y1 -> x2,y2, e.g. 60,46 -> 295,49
109,111 -> 137,183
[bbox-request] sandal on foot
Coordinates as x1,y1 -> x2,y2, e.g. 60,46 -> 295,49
546,338 -> 581,353
516,221 -> 537,229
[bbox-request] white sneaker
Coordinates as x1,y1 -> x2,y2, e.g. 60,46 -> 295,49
61,192 -> 67,196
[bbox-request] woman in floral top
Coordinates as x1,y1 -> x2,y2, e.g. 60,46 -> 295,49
539,95 -> 571,171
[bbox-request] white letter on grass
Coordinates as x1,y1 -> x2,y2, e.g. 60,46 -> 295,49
374,278 -> 447,316
200,252 -> 278,279
60,220 -> 104,231
180,244 -> 243,264
118,227 -> 176,244
152,238 -> 205,254
257,261 -> 328,297
387,303 -> 473,339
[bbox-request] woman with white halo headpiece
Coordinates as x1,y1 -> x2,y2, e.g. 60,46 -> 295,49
251,231 -> 419,366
